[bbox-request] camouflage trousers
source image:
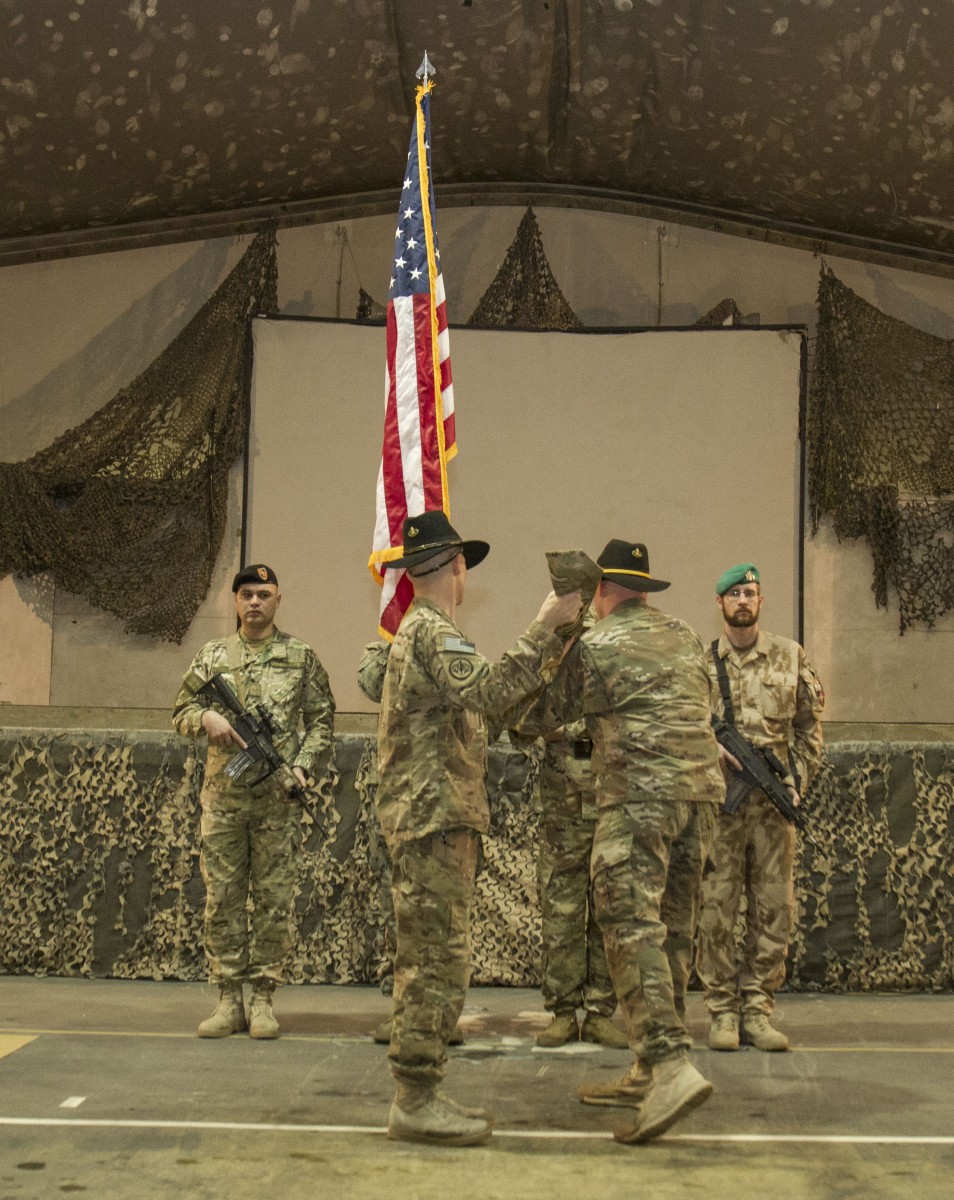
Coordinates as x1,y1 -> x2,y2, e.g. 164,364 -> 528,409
591,799 -> 715,1065
538,814 -> 615,1016
388,828 -> 479,1084
696,789 -> 796,1016
199,783 -> 301,986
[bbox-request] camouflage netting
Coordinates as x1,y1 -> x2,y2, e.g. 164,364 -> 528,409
0,231 -> 278,643
467,207 -> 584,330
2,730 -> 951,991
808,264 -> 954,633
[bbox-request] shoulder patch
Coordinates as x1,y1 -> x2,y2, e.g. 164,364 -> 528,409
448,657 -> 476,681
443,636 -> 476,654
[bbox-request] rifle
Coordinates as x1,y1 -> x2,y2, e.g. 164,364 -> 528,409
197,672 -> 304,801
711,716 -> 819,849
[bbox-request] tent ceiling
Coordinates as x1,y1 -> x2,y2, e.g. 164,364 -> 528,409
2,1 -> 953,270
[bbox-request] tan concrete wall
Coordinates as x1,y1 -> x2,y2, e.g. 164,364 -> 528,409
2,209 -> 953,719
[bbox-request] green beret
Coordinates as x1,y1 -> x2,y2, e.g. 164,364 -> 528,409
716,563 -> 760,596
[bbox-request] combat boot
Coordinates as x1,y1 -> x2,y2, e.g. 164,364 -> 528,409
197,983 -> 247,1038
741,1013 -> 789,1051
387,1079 -> 493,1146
248,983 -> 280,1040
614,1054 -> 713,1144
707,1012 -> 740,1051
580,1012 -> 630,1049
535,1011 -> 579,1047
577,1058 -> 652,1108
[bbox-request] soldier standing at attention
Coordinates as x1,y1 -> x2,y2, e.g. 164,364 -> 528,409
173,564 -> 335,1040
375,510 -> 581,1147
510,605 -> 628,1050
697,564 -> 825,1052
541,540 -> 724,1143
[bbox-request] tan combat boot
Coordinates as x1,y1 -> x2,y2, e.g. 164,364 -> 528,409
580,1012 -> 630,1049
535,1011 -> 579,1047
614,1054 -> 713,1144
741,1013 -> 789,1051
708,1012 -> 741,1051
387,1079 -> 493,1146
197,983 -> 247,1038
578,1058 -> 652,1108
248,983 -> 280,1040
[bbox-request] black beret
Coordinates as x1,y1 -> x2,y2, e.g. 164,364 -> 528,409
232,563 -> 278,592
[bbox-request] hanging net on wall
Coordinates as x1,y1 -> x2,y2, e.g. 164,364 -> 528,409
0,231 -> 278,642
468,207 -> 584,330
808,264 -> 954,633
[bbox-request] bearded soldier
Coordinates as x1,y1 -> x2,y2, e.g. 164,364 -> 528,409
697,563 -> 825,1052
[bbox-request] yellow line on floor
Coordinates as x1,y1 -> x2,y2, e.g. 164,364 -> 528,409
0,1035 -> 37,1060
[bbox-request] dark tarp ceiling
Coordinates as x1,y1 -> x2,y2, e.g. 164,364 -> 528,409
2,0 -> 953,270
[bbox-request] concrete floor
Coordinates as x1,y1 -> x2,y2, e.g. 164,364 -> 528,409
0,980 -> 952,1200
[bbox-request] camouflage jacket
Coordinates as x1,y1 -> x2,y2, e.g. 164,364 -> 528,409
375,597 -> 561,849
707,630 -> 824,792
357,640 -> 390,704
544,598 -> 724,810
172,629 -> 336,795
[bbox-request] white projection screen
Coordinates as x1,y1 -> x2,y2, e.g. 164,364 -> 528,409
247,319 -> 804,712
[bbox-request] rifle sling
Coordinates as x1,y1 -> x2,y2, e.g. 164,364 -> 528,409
711,640 -> 736,726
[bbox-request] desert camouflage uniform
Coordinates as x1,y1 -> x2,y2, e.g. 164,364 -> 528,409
544,598 -> 724,1064
376,597 -> 560,1084
697,631 -> 824,1016
173,630 -> 335,986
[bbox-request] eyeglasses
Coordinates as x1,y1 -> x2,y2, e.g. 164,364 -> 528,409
723,586 -> 760,600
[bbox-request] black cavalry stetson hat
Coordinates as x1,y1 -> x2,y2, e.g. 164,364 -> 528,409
597,539 -> 670,592
388,510 -> 490,572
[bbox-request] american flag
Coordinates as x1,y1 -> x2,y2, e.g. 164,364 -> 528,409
368,65 -> 456,639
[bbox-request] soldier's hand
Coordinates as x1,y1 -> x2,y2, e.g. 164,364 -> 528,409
201,710 -> 248,749
786,785 -> 802,808
537,589 -> 583,630
718,744 -> 743,773
292,766 -> 309,790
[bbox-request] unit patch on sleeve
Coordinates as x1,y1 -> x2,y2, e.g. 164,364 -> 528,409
448,657 -> 476,681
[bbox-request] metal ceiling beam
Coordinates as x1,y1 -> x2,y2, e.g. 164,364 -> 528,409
2,183 -> 954,280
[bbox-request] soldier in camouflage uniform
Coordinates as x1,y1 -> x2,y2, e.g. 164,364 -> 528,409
173,563 -> 335,1040
697,563 -> 825,1053
357,640 -> 465,1049
540,540 -> 724,1144
530,722 -> 629,1048
374,510 -> 580,1147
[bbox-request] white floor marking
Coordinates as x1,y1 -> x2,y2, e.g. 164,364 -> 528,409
1,1117 -> 952,1146
59,1097 -> 86,1109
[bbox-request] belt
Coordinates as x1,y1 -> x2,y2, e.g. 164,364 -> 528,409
571,739 -> 593,759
